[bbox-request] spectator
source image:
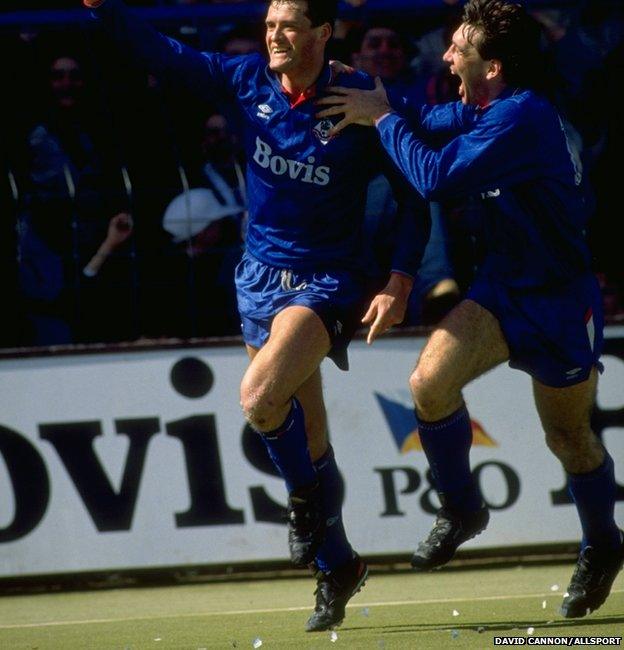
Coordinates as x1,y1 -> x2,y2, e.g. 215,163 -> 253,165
586,40 -> 624,320
351,20 -> 425,105
531,7 -> 605,160
351,21 -> 459,325
199,111 -> 247,234
579,2 -> 624,58
411,0 -> 463,81
142,111 -> 245,339
17,52 -> 133,345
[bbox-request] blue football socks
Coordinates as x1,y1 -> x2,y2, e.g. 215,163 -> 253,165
313,445 -> 354,573
259,397 -> 317,493
568,451 -> 621,551
416,404 -> 484,513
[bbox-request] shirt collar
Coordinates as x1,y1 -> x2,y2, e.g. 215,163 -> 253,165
478,86 -> 521,112
282,83 -> 317,108
276,60 -> 335,109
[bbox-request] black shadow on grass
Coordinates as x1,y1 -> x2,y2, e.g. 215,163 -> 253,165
341,614 -> 624,635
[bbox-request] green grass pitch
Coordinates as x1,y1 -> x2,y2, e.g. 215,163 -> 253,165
0,563 -> 622,649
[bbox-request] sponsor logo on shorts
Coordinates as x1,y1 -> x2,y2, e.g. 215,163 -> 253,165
481,188 -> 501,199
280,269 -> 308,292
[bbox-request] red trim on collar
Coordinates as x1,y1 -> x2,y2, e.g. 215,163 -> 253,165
282,83 -> 317,108
281,66 -> 335,109
282,66 -> 335,108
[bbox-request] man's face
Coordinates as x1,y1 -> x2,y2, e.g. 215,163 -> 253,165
203,114 -> 231,159
443,24 -> 491,106
49,57 -> 84,109
355,28 -> 406,81
265,1 -> 325,75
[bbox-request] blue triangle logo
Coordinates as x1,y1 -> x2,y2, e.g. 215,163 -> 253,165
374,392 -> 417,452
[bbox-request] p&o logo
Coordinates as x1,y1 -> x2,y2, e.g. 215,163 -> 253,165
375,392 -> 497,454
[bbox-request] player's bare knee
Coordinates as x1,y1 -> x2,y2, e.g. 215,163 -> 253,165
240,381 -> 278,431
544,427 -> 569,458
242,401 -> 282,432
545,425 -> 603,471
545,423 -> 590,447
410,369 -> 445,417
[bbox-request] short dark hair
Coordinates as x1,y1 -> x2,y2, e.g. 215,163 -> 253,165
268,0 -> 338,28
462,0 -> 541,86
350,20 -> 413,57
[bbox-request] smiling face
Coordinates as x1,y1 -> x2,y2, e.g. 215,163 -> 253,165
265,1 -> 329,77
442,24 -> 493,107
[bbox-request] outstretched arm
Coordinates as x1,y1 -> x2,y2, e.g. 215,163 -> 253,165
374,109 -> 533,200
318,75 -> 476,142
320,80 -> 535,200
83,0 -> 235,103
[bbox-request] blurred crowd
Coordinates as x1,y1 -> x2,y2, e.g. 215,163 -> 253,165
0,0 -> 622,349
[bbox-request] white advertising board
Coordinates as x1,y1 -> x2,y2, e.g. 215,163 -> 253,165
0,328 -> 622,577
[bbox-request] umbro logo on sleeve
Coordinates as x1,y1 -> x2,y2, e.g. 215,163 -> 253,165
257,104 -> 273,120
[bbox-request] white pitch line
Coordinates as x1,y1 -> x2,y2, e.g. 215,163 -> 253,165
0,589 -> 622,630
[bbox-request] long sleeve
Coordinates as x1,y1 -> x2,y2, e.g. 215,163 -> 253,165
386,89 -> 476,143
376,101 -> 539,201
381,152 -> 431,279
89,0 -> 239,103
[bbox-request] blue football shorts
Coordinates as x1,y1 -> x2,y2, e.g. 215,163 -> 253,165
467,271 -> 604,387
235,252 -> 369,370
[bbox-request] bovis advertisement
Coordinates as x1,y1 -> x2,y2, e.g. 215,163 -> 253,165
0,329 -> 622,577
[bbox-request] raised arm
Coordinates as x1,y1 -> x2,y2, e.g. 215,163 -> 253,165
83,0 -> 237,103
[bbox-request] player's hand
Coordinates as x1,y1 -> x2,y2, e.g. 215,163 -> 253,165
84,0 -> 106,7
316,76 -> 392,136
362,272 -> 413,345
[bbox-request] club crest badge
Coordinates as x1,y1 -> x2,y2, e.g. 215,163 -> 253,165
312,119 -> 336,145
